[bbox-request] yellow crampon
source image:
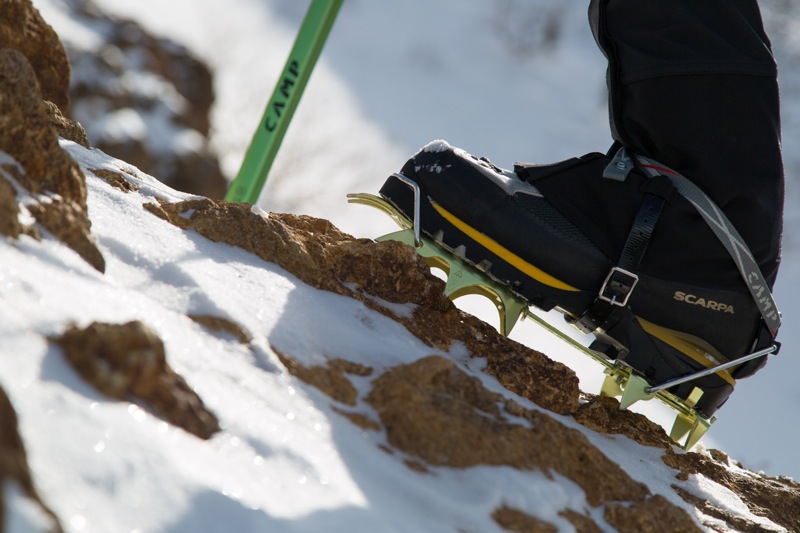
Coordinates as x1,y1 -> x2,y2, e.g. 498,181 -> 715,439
348,192 -> 716,449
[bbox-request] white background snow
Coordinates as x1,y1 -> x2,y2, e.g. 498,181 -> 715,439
3,0 -> 799,530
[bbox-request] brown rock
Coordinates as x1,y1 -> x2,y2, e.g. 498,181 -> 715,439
43,100 -> 89,147
404,459 -> 429,474
51,321 -> 220,440
480,327 -> 579,415
0,172 -> 23,238
27,198 -> 105,272
0,48 -> 84,206
663,449 -> 800,532
672,485 -> 774,533
365,356 -> 649,507
272,347 -> 361,407
0,0 -> 71,113
329,359 -> 374,378
559,509 -> 603,533
707,449 -> 730,466
89,167 -> 140,193
271,340 -> 379,428
493,506 -> 557,533
331,407 -> 381,431
146,198 -> 580,414
144,199 -> 350,294
604,494 -> 702,533
0,385 -> 63,532
0,48 -> 104,271
63,4 -> 226,198
574,395 -> 672,449
189,314 -> 252,344
340,237 -> 581,414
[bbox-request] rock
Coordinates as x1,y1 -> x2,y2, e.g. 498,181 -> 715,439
88,167 -> 140,193
0,385 -> 63,532
43,100 -> 89,148
146,198 -> 581,414
27,197 -> 105,272
492,506 -> 557,533
574,395 -> 672,449
672,485 -> 772,533
0,49 -> 84,206
143,195 -> 800,531
51,321 -> 221,440
559,510 -> 603,533
0,171 -> 23,238
0,47 -> 104,272
189,314 -> 252,344
366,356 -> 649,507
663,447 -> 800,532
60,0 -> 227,198
0,0 -> 71,113
604,494 -> 701,533
272,347 -> 366,407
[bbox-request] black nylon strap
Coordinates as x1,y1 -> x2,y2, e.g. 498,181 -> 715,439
618,177 -> 671,271
573,184 -> 670,339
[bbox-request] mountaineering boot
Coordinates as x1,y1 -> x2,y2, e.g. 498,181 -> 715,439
376,139 -> 780,420
354,1 -> 784,444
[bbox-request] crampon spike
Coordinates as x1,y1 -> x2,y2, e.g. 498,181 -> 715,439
618,373 -> 656,410
670,413 -> 696,443
600,371 -> 624,398
668,387 -> 715,449
671,412 -> 715,450
375,229 -> 527,336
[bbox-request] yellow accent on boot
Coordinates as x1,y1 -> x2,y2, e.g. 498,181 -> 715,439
637,318 -> 736,387
431,201 -> 580,292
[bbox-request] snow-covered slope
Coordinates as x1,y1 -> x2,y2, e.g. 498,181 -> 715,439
4,3 -> 798,531
3,133 -> 795,532
60,0 -> 800,482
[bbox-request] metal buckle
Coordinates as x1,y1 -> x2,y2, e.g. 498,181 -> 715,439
599,267 -> 639,307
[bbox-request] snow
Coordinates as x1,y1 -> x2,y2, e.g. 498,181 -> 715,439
0,143 -> 786,533
2,141 -> 622,532
7,0 -> 800,530
686,474 -> 784,531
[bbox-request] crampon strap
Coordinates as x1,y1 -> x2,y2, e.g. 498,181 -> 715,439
612,147 -> 781,338
573,174 -> 674,345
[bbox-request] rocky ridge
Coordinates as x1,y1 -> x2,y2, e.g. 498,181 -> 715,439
50,0 -> 228,199
0,1 -> 799,531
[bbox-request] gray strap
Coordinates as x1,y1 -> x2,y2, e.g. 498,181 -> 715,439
631,152 -> 781,336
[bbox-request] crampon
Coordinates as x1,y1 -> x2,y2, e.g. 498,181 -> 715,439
348,141 -> 781,450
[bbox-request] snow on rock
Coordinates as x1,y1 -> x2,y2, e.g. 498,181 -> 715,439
144,196 -> 580,416
37,0 -> 228,199
1,2 -> 800,532
0,45 -> 103,272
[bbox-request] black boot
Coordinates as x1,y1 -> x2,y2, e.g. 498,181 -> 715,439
379,139 -> 778,418
376,0 -> 783,420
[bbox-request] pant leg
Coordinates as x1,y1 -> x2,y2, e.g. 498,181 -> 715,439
588,0 -> 784,285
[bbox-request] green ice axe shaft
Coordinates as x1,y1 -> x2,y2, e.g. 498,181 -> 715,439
225,0 -> 344,204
